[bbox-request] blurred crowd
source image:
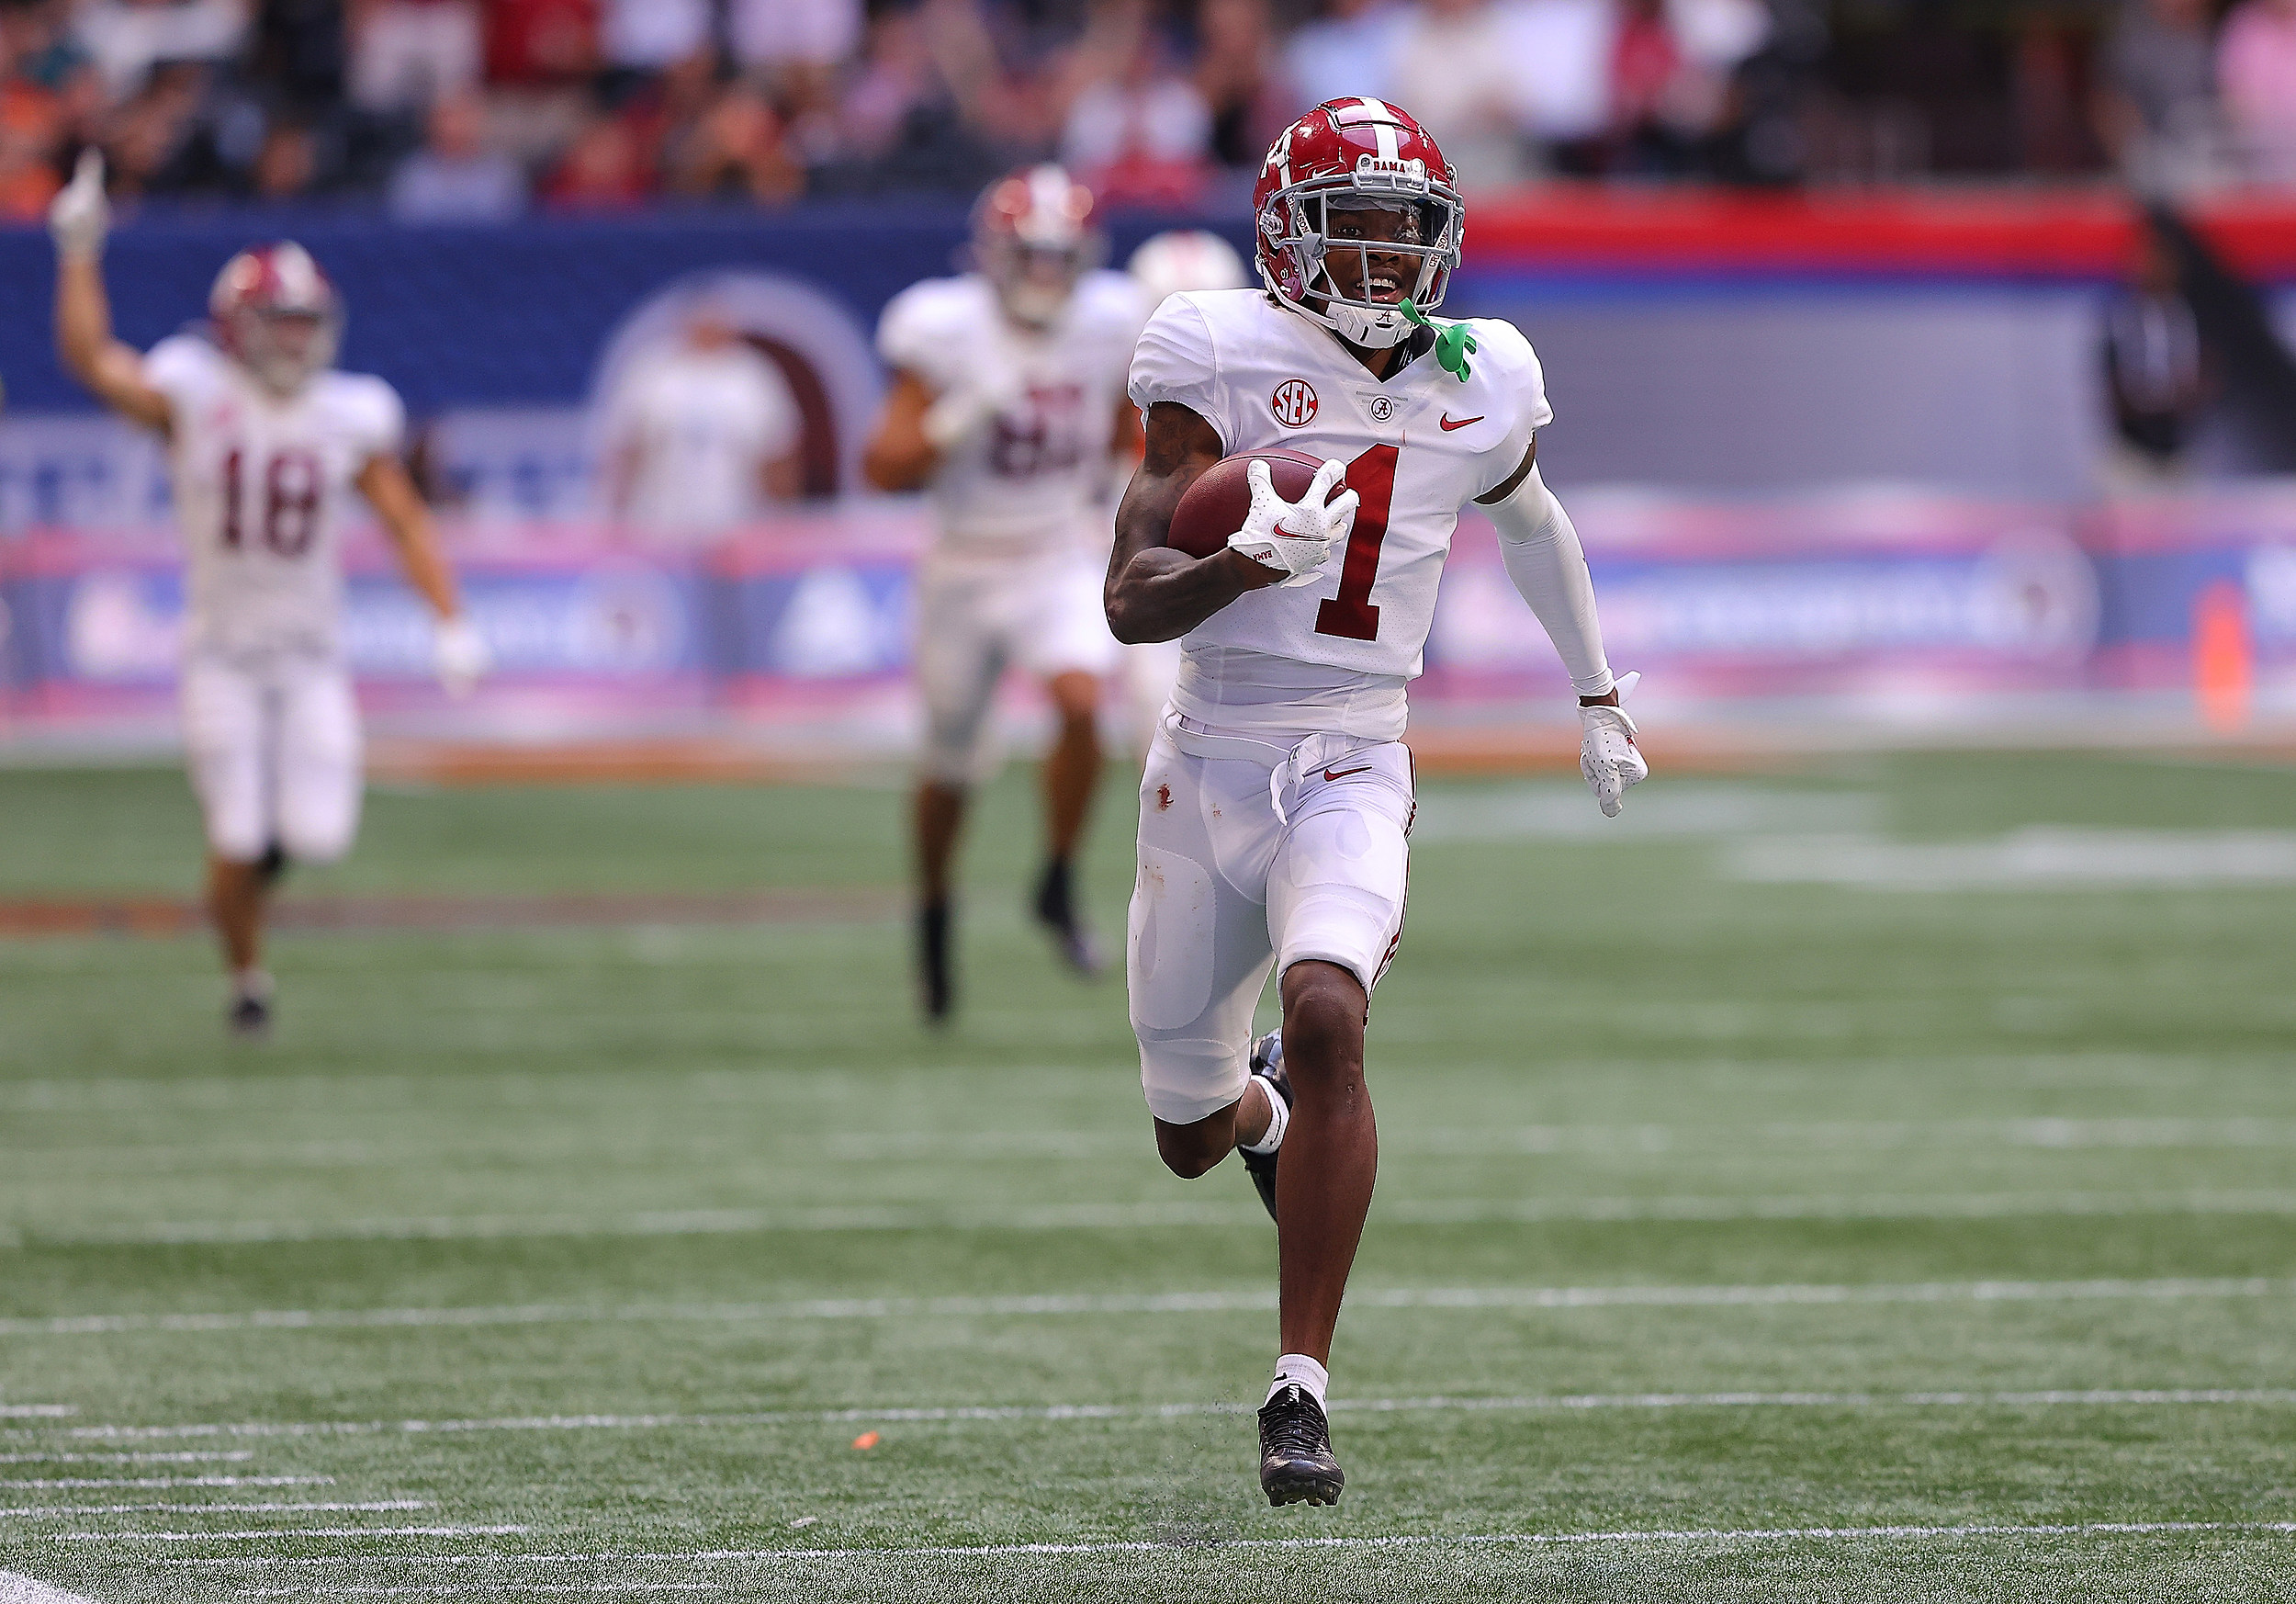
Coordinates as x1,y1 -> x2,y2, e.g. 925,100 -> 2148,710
4,0 -> 2296,223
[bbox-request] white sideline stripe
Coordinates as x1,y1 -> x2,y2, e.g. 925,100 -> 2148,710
0,1452 -> 253,1464
237,1580 -> 712,1589
53,1526 -> 523,1544
155,1520 -> 2296,1569
20,1385 -> 2296,1446
239,1591 -> 718,1598
27,1190 -> 2296,1248
0,1570 -> 98,1604
239,1580 -> 712,1589
1,1500 -> 423,1517
0,1411 -> 73,1420
4,1275 -> 2290,1347
1,1476 -> 330,1488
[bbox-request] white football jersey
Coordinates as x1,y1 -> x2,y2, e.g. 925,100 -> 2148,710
146,335 -> 404,656
877,270 -> 1145,558
1129,289 -> 1548,735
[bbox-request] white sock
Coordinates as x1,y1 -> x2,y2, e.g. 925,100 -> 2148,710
231,967 -> 273,1002
1238,1075 -> 1289,1156
1265,1353 -> 1328,1409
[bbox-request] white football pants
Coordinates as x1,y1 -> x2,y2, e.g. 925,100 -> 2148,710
181,649 -> 362,865
912,548 -> 1120,785
1129,716 -> 1414,1125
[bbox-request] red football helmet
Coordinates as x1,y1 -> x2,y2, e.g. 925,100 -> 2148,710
971,164 -> 1104,328
208,242 -> 343,396
1253,98 -> 1464,349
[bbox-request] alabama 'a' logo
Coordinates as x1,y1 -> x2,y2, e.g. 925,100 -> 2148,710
1271,379 -> 1319,427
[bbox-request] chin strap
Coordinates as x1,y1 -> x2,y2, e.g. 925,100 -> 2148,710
1400,299 -> 1476,381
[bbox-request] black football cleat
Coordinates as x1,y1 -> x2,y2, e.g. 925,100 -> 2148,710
227,992 -> 273,1041
917,900 -> 954,1024
255,842 -> 289,889
1239,1028 -> 1291,1224
1257,1383 -> 1344,1507
1031,858 -> 1103,977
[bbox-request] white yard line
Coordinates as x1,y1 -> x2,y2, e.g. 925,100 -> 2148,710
20,1189 -> 2296,1248
155,1520 -> 2296,1570
1,1500 -> 423,1517
0,1411 -> 73,1420
16,1385 -> 2295,1447
52,1526 -> 523,1543
19,1113 -> 2296,1175
0,1476 -> 329,1488
0,1452 -> 253,1464
3,1273 -> 2290,1348
0,1571 -> 98,1604
237,1590 -> 717,1598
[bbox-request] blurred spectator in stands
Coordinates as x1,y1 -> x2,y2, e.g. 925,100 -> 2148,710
1195,0 -> 1285,170
485,0 -> 597,171
74,0 -> 247,102
542,103 -> 645,207
668,80 -> 801,203
1604,0 -> 1768,176
349,0 -> 481,114
1393,0 -> 1539,188
1280,0 -> 1401,114
598,0 -> 707,94
1059,0 -> 1210,206
0,0 -> 91,219
250,0 -> 346,117
2220,0 -> 2296,184
249,113 -> 315,195
103,60 -> 211,194
811,0 -> 1005,196
2100,220 -> 2208,485
389,83 -> 523,218
2091,0 -> 2221,187
731,0 -> 856,164
602,304 -> 804,542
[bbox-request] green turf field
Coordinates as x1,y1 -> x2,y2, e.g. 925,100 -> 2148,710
2,752 -> 2293,1601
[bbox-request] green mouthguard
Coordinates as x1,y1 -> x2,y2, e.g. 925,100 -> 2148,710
1400,298 -> 1476,381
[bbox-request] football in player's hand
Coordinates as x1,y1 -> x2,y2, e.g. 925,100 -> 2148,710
1164,448 -> 1331,560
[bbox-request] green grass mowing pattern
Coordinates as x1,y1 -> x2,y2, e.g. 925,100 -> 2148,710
2,753 -> 2294,1599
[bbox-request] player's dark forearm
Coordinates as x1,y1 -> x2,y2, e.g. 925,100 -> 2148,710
1105,548 -> 1270,644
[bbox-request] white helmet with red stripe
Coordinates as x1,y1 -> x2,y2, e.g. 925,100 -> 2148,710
971,164 -> 1105,329
208,242 -> 343,396
1127,229 -> 1247,311
1253,98 -> 1464,350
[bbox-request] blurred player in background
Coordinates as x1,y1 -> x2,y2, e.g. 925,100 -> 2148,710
862,165 -> 1144,1022
602,301 -> 805,541
49,152 -> 489,1038
1120,230 -> 1248,747
1106,99 -> 1647,1506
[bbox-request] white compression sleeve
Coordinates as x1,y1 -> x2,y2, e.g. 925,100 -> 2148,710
1485,461 -> 1614,699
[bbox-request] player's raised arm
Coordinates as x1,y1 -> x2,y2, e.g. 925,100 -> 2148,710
1102,401 -> 1281,643
49,152 -> 172,435
355,452 -> 490,697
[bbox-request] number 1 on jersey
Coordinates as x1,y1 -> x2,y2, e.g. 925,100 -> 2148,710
1312,443 -> 1398,641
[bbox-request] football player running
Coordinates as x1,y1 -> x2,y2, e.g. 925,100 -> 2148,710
49,152 -> 488,1038
863,165 -> 1144,1022
1105,100 -> 1647,1507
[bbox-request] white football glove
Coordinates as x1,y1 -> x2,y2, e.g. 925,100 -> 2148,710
49,148 -> 110,261
920,358 -> 1026,452
1580,670 -> 1647,818
1227,457 -> 1358,588
433,614 -> 490,698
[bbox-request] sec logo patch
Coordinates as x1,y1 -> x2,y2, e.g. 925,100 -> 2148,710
1271,379 -> 1319,427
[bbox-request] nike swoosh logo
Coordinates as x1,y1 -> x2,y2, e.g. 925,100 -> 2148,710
1439,413 -> 1484,431
1322,764 -> 1374,782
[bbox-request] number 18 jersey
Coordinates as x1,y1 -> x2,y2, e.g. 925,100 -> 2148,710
1128,289 -> 1550,740
146,334 -> 405,658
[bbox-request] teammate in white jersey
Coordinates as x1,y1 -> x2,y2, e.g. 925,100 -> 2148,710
1104,99 -> 1648,1506
49,152 -> 488,1038
862,165 -> 1145,1022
